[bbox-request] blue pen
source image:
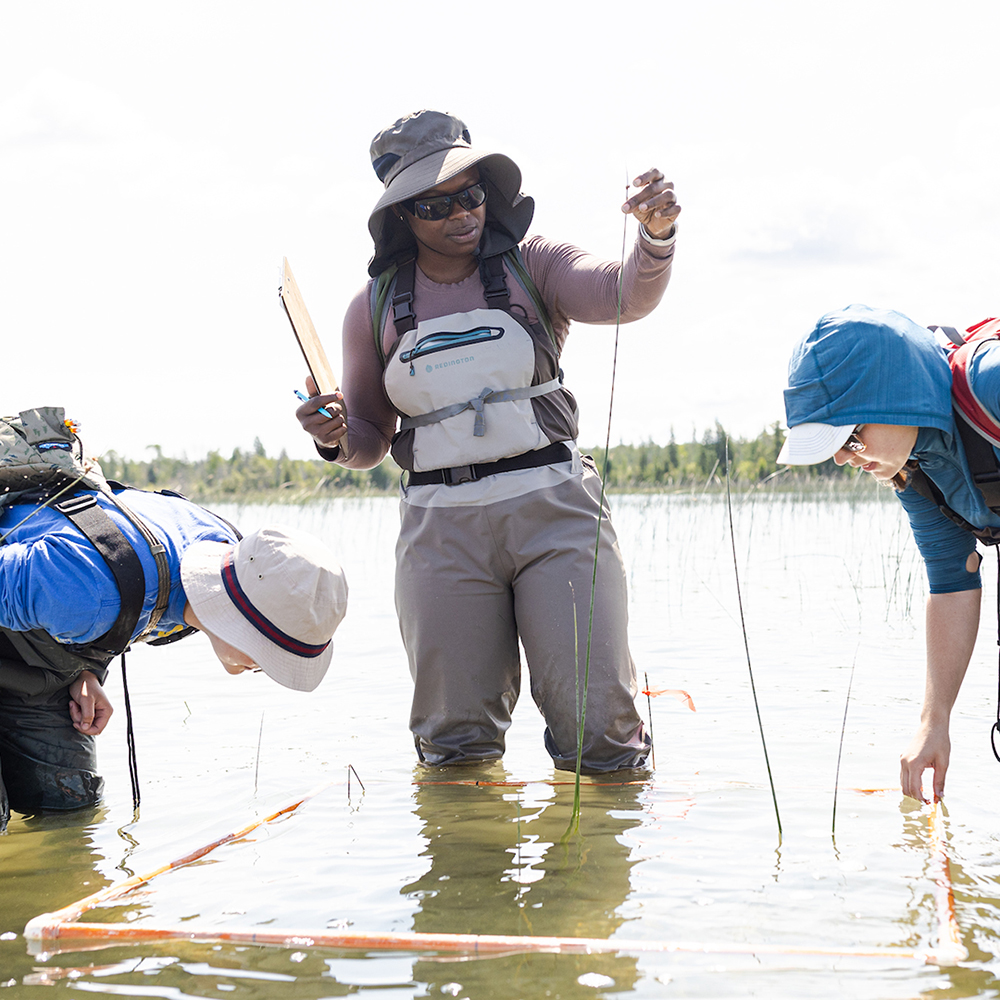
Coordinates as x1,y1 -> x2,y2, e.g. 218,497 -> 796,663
294,389 -> 334,419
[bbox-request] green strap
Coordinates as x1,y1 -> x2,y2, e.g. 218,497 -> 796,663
370,264 -> 399,369
503,247 -> 558,350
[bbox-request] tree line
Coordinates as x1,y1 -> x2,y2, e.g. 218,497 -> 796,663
96,423 -> 856,504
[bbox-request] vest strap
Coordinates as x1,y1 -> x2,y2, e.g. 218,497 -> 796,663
399,376 -> 563,437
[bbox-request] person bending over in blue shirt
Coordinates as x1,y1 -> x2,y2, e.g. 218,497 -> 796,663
779,304 -> 1000,804
0,486 -> 347,830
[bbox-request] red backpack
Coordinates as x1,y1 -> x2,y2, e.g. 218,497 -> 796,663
937,318 -> 1000,447
907,319 -> 1000,542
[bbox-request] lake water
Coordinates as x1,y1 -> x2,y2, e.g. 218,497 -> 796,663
4,486 -> 1000,998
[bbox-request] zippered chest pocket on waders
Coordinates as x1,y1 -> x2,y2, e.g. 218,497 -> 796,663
384,308 -> 549,473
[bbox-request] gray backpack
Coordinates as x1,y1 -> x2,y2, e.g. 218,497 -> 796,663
0,406 -> 110,510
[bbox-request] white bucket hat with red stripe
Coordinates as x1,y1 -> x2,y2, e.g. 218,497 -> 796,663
180,526 -> 347,692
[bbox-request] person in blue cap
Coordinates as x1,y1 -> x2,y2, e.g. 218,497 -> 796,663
779,303 -> 1000,803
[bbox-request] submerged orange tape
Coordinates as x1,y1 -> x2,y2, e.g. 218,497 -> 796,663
23,784 -> 966,968
26,920 -> 950,963
25,781 -> 335,932
929,800 -> 968,964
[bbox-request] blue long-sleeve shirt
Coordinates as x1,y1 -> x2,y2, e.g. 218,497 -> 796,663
783,305 -> 1000,595
0,489 -> 238,645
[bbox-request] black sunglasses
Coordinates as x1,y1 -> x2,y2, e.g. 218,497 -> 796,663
842,425 -> 866,453
401,182 -> 487,222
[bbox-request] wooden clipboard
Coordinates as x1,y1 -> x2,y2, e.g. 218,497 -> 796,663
279,257 -> 340,395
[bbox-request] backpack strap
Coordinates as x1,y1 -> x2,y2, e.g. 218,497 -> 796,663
954,415 -> 1000,511
478,253 -> 512,311
52,487 -> 179,652
105,490 -> 170,636
905,461 -> 1000,546
370,250 -> 559,369
389,259 -> 417,337
370,259 -> 418,368
928,324 -> 964,345
370,265 -> 398,369
52,494 -> 149,653
503,246 -> 558,350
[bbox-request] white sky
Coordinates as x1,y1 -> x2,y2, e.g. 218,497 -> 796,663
1,1 -> 998,462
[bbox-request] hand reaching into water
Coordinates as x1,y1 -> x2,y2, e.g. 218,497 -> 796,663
900,720 -> 950,803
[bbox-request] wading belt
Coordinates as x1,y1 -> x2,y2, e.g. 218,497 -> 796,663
407,441 -> 572,487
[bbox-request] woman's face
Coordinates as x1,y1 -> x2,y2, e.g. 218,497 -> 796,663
399,167 -> 486,263
832,423 -> 918,483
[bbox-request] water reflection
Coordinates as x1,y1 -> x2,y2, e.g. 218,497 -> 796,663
405,763 -> 645,996
895,800 -> 1000,996
0,810 -> 112,986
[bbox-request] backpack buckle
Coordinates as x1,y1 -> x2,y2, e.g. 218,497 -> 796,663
54,493 -> 97,516
391,290 -> 415,326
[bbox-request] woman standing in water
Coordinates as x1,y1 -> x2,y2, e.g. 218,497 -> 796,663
779,303 -> 1000,802
296,110 -> 679,773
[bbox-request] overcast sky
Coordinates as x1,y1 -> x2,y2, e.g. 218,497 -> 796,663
2,1 -> 997,462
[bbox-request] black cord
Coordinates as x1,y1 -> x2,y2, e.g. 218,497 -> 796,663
992,550 -> 1000,763
121,651 -> 141,811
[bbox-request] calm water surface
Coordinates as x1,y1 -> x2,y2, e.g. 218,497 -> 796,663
3,488 -> 1000,998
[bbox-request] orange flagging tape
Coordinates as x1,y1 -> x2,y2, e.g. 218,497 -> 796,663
25,781 -> 335,933
23,785 -> 965,967
26,920 -> 951,963
928,799 -> 968,964
642,687 -> 696,712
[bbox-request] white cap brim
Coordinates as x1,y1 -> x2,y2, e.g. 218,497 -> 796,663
777,422 -> 857,465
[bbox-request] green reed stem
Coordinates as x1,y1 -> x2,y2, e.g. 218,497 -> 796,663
725,437 -> 782,842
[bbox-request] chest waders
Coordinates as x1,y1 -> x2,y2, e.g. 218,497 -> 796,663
368,254 -> 650,772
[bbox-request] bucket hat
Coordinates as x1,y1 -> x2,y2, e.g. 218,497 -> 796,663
367,110 -> 534,276
180,526 -> 347,692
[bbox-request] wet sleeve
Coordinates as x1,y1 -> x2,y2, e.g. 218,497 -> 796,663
897,486 -> 980,593
520,230 -> 675,335
316,284 -> 398,470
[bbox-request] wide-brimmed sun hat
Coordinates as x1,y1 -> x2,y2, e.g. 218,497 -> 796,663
180,526 -> 347,692
367,109 -> 534,275
777,421 -> 858,465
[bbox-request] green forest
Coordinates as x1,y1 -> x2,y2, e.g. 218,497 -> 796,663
96,423 -> 860,504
